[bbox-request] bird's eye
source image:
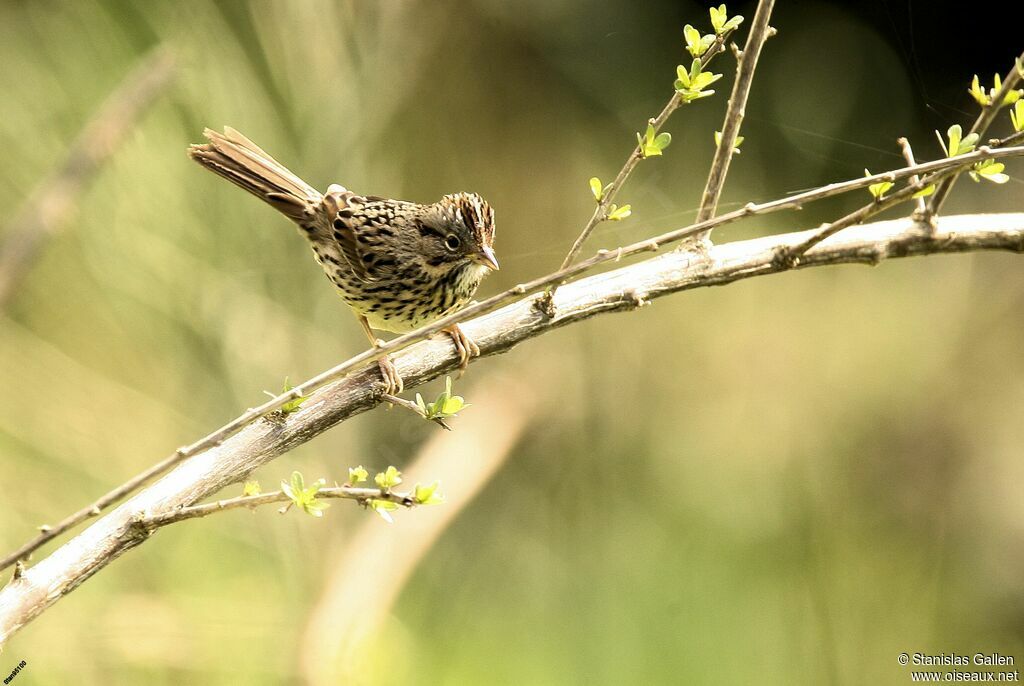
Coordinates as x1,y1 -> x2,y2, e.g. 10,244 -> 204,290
444,234 -> 461,251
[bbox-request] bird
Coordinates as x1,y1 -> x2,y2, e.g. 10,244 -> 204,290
188,127 -> 498,395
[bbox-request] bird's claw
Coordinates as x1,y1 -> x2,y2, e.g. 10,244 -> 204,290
444,324 -> 480,375
377,355 -> 404,395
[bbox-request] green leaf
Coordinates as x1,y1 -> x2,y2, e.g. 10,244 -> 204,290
714,131 -> 744,153
675,61 -> 722,102
242,480 -> 261,496
291,471 -> 305,498
911,184 -> 936,199
967,73 -> 1022,108
303,499 -> 329,517
722,15 -> 744,31
941,124 -> 977,157
280,471 -> 329,516
638,123 -> 671,158
675,64 -> 691,90
348,465 -> 368,484
375,466 -> 403,490
1011,101 -> 1024,132
709,5 -> 726,33
418,376 -> 470,420
281,472 -> 299,502
864,169 -> 894,200
279,378 -> 309,415
279,472 -> 326,516
440,395 -> 465,415
370,499 -> 399,523
414,481 -> 445,506
947,125 -> 961,156
684,24 -> 706,57
607,204 -> 632,221
710,4 -> 742,34
968,74 -> 990,107
589,177 -> 604,201
696,71 -> 722,90
969,160 -> 1009,184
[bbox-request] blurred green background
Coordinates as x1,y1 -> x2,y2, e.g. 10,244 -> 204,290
1,1 -> 1022,683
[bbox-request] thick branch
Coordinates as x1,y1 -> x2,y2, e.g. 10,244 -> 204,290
695,0 -> 775,226
3,143 -> 1022,574
1,211 -> 1022,644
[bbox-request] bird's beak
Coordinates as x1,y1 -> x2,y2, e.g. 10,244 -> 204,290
476,246 -> 500,271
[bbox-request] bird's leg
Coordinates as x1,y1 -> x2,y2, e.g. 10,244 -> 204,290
442,323 -> 481,374
358,315 -> 403,395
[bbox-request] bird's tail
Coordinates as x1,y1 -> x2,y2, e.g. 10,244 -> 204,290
188,127 -> 322,222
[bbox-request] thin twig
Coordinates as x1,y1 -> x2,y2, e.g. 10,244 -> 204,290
3,143 -> 1023,574
0,46 -> 176,307
0,449 -> 191,572
3,209 -> 1023,644
779,161 -> 965,263
139,486 -> 417,528
299,379 -> 534,682
924,50 -> 1024,220
694,0 -> 775,228
897,137 -> 929,223
555,28 -> 736,274
992,129 -> 1024,148
380,393 -> 453,430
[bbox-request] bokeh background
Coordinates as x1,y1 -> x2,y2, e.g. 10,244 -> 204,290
1,1 -> 1022,683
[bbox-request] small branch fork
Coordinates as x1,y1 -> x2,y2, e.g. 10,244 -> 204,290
137,486 -> 418,529
924,49 -> 1024,219
694,0 -> 776,229
3,141 -> 1024,575
777,164 -> 943,266
897,137 -> 929,223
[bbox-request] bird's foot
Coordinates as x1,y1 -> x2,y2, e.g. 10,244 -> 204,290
443,324 -> 480,374
376,352 -> 404,395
